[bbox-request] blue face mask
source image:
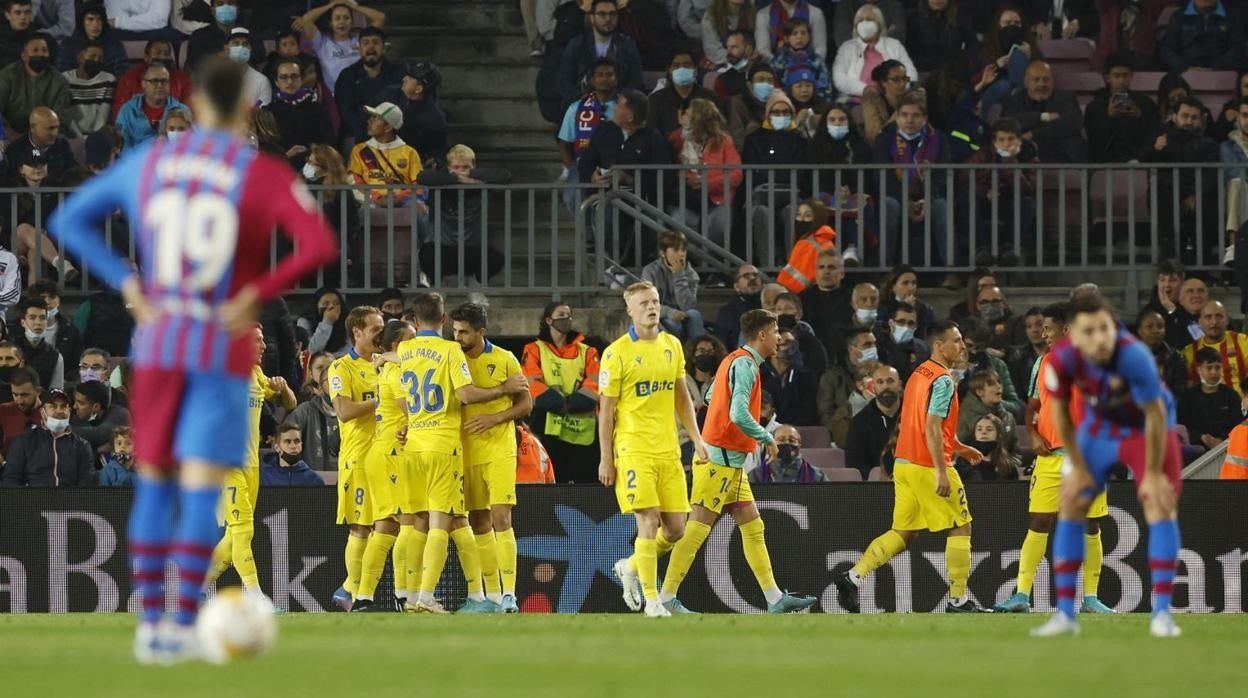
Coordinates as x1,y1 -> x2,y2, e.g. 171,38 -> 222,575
892,325 -> 915,345
671,67 -> 696,87
827,124 -> 849,140
857,346 -> 878,364
228,45 -> 251,64
752,82 -> 774,102
214,4 -> 238,25
770,115 -> 792,130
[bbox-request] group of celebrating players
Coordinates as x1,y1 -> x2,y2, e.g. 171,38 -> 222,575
41,55 -> 1189,664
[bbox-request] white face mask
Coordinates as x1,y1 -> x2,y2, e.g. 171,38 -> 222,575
302,163 -> 321,180
996,147 -> 1018,158
857,21 -> 879,41
45,416 -> 69,434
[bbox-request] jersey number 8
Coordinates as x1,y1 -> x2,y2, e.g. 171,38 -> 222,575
144,189 -> 239,291
402,368 -> 445,414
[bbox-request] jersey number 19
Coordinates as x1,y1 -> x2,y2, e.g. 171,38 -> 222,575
145,189 -> 239,291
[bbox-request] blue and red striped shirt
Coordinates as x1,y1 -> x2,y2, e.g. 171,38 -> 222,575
1043,329 -> 1177,439
49,129 -> 338,377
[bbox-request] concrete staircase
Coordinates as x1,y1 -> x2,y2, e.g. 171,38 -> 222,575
376,0 -> 558,184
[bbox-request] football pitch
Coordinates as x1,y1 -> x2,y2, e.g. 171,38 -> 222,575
2,613 -> 1243,697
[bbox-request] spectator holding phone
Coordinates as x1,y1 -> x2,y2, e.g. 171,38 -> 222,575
1084,51 -> 1158,164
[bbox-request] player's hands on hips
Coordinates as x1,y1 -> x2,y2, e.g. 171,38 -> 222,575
464,414 -> 499,435
935,468 -> 952,497
954,443 -> 984,465
1139,471 -> 1177,513
503,374 -> 529,394
598,457 -> 616,486
121,275 -> 156,325
219,285 -> 261,334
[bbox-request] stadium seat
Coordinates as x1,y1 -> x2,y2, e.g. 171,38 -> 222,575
122,40 -> 146,62
702,71 -> 717,91
796,426 -> 832,449
803,447 -> 845,470
1090,168 -> 1151,249
867,466 -> 883,481
1130,71 -> 1166,94
367,205 -> 414,283
822,468 -> 862,482
642,70 -> 664,91
319,470 -> 338,485
67,137 -> 85,166
1055,71 -> 1104,110
1037,39 -> 1095,75
1181,70 -> 1237,117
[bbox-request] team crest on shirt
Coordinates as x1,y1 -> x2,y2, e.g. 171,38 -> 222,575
389,474 -> 397,484
665,350 -> 672,364
634,356 -> 643,365
487,365 -> 496,376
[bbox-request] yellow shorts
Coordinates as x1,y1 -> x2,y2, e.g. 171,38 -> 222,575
336,459 -> 375,526
220,466 -> 259,526
413,450 -> 465,516
614,455 -> 690,514
465,457 -> 518,510
363,444 -> 402,521
891,462 -> 973,532
690,461 -> 753,514
1029,453 -> 1109,518
399,450 -> 429,514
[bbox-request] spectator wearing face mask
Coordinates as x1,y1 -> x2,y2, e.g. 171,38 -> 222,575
261,422 -> 324,486
761,329 -> 819,426
875,301 -> 928,382
817,327 -> 877,434
956,413 -> 1019,481
0,33 -> 72,136
773,292 -> 828,376
841,282 -> 880,334
1179,347 -> 1244,451
11,297 -> 63,391
749,423 -> 826,483
647,49 -> 717,139
224,27 -> 273,107
727,64 -> 778,148
681,334 -> 725,464
60,39 -> 116,137
844,362 -> 902,479
1,388 -> 94,486
98,426 -> 136,486
69,378 -> 129,451
968,118 -> 1038,260
744,88 -> 811,266
76,347 -> 125,407
26,281 -> 81,386
187,0 -> 264,72
711,29 -> 754,103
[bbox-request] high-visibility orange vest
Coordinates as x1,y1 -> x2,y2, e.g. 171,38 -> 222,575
517,424 -> 555,484
1221,423 -> 1248,479
702,348 -> 761,455
777,225 -> 837,293
895,359 -> 959,468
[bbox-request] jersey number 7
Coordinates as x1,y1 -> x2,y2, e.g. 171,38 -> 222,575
402,369 -> 446,414
144,189 -> 239,291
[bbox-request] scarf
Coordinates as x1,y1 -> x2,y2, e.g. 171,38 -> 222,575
573,92 -> 606,160
275,87 -> 317,106
890,125 -> 939,191
768,1 -> 809,51
757,457 -> 821,483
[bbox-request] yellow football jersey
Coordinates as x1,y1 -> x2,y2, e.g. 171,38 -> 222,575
599,328 -> 685,459
375,362 -> 406,444
246,365 -> 278,470
328,349 -> 379,465
395,330 -> 472,455
463,340 -> 523,466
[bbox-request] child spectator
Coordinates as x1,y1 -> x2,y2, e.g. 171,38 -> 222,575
768,18 -> 831,101
786,67 -> 828,132
957,413 -> 1019,481
642,230 -> 704,340
416,143 -> 512,285
1179,347 -> 1244,451
260,423 -> 324,486
956,368 -> 1018,454
968,117 -> 1037,262
98,426 -> 135,486
347,101 -> 422,207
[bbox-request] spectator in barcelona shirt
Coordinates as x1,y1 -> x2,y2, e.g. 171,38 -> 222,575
60,39 -> 116,137
0,365 -> 41,458
293,0 -> 386,95
265,57 -> 337,169
558,58 -> 618,210
113,63 -> 188,148
556,0 -> 643,108
346,101 -> 423,208
0,32 -> 72,135
334,26 -> 404,146
54,3 -> 127,76
1,388 -> 94,486
109,39 -> 191,120
260,422 -> 325,486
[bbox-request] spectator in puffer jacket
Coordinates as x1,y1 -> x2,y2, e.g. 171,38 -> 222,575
1,388 -> 94,486
98,426 -> 136,486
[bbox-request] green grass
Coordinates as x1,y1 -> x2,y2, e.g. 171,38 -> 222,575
1,613 -> 1242,697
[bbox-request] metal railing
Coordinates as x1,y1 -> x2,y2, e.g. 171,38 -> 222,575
1183,440 -> 1228,480
9,162 -> 1244,297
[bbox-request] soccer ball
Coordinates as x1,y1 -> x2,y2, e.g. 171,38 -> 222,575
196,588 -> 278,664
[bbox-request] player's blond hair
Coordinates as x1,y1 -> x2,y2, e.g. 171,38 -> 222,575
623,280 -> 657,300
346,305 -> 381,336
446,144 -> 476,166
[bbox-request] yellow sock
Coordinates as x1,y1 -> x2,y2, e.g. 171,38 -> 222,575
634,537 -> 659,602
450,527 -> 484,599
406,529 -> 428,596
230,520 -> 259,589
344,535 -> 368,596
660,521 -> 710,599
738,517 -> 777,595
357,532 -> 397,600
851,530 -> 907,578
419,529 -> 450,594
628,528 -> 677,572
1084,532 -> 1104,598
946,535 -> 972,598
206,532 -> 233,584
393,527 -> 412,597
1017,530 -> 1049,596
475,531 -> 501,599
497,528 -> 517,595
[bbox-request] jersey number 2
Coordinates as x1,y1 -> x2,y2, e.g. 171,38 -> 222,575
402,369 -> 445,415
145,189 -> 239,291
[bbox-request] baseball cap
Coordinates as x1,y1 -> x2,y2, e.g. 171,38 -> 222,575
403,59 -> 441,91
365,102 -> 404,130
785,67 -> 816,88
229,27 -> 250,38
45,389 -> 70,405
85,131 -> 116,167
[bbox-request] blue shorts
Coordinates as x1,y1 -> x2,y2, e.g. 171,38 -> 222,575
1076,422 -> 1184,496
132,367 -> 251,469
